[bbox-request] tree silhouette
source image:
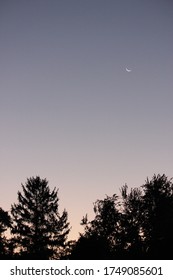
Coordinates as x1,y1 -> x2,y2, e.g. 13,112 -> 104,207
0,207 -> 11,259
70,195 -> 121,259
71,174 -> 173,259
141,174 -> 173,259
11,176 -> 70,259
83,195 -> 120,238
1,173 -> 173,260
120,185 -> 145,258
70,233 -> 111,259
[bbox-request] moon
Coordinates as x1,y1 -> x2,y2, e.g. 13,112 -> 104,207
126,68 -> 132,72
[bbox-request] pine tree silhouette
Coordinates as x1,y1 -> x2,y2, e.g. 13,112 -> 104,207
11,176 -> 70,259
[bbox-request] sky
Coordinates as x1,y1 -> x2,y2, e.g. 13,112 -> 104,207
0,0 -> 173,240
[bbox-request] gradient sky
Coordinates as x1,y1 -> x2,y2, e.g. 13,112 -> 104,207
0,0 -> 173,240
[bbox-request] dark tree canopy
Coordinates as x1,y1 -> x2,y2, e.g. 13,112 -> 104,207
0,207 -> 11,259
1,173 -> 173,260
82,195 -> 120,239
119,185 -> 145,258
71,195 -> 122,259
11,176 -> 70,259
70,174 -> 173,260
141,174 -> 173,258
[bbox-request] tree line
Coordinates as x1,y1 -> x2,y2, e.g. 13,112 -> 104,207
0,174 -> 173,259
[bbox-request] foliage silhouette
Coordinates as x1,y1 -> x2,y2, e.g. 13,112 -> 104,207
1,173 -> 173,259
141,174 -> 173,259
11,176 -> 70,259
0,207 -> 11,259
70,195 -> 123,259
70,174 -> 173,259
119,185 -> 145,258
70,233 -> 111,259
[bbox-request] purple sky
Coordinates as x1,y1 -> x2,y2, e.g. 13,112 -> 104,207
0,0 -> 173,240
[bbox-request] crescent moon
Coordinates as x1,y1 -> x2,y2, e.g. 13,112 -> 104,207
126,68 -> 132,72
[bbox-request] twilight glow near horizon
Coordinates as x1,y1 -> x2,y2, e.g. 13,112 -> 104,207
0,0 -> 173,240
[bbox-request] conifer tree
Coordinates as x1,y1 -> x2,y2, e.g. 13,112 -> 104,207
11,176 -> 70,259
